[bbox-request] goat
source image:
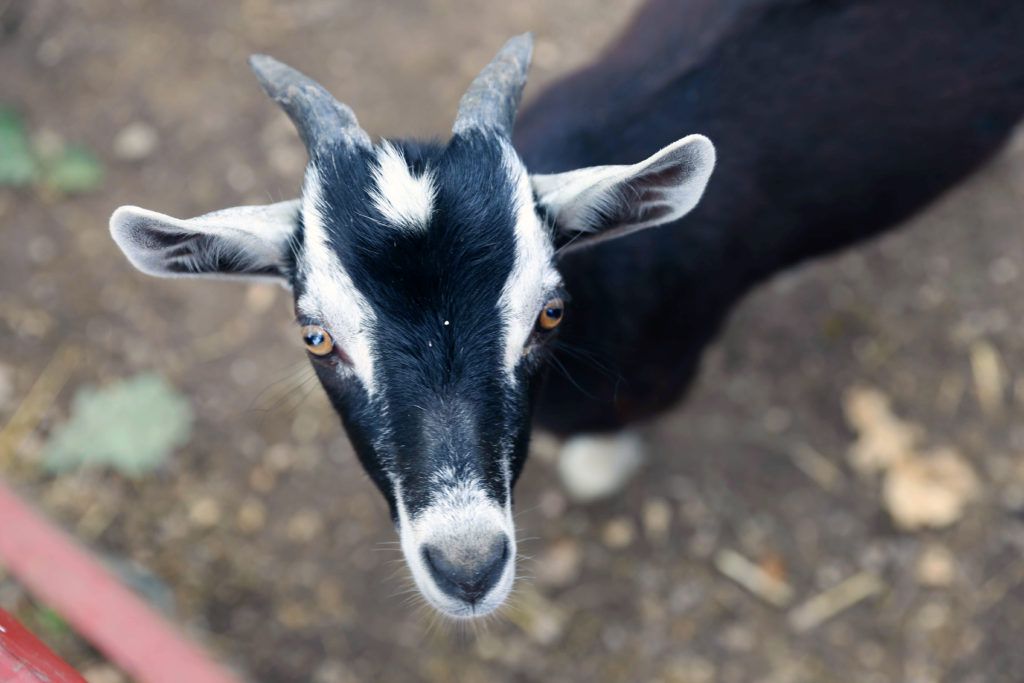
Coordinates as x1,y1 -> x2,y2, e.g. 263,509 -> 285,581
109,0 -> 1024,618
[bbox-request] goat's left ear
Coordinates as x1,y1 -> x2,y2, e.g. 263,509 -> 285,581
531,134 -> 715,253
109,200 -> 299,282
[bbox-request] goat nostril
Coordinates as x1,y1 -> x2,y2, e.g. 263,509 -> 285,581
422,537 -> 509,604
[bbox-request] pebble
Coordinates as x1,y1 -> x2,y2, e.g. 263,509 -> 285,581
188,497 -> 222,528
27,236 -> 56,264
236,498 -> 267,533
914,601 -> 951,630
661,655 -> 716,683
538,488 -> 567,519
883,447 -> 979,530
248,465 -> 276,493
82,664 -> 127,683
265,443 -> 295,472
0,362 -> 14,411
226,162 -> 255,193
312,660 -> 356,683
643,498 -> 672,543
245,283 -> 277,314
113,122 -> 159,161
535,538 -> 582,587
276,600 -> 313,629
286,509 -> 324,543
602,517 -> 636,549
915,544 -> 956,587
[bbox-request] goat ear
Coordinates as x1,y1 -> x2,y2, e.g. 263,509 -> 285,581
530,134 -> 715,254
109,199 -> 300,282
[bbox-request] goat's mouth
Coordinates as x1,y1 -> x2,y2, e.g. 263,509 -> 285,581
399,526 -> 517,618
393,487 -> 517,617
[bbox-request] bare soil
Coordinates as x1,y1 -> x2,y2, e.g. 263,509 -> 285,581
2,2 -> 1023,682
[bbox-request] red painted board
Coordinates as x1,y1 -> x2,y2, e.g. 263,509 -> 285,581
0,608 -> 87,683
0,480 -> 245,683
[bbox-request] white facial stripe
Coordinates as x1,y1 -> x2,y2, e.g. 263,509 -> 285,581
369,141 -> 436,230
393,472 -> 516,618
299,166 -> 379,395
499,143 -> 562,378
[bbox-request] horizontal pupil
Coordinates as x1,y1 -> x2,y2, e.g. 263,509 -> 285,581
546,308 -> 562,318
305,333 -> 323,345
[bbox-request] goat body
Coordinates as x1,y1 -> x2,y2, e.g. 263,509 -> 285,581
517,0 -> 1024,434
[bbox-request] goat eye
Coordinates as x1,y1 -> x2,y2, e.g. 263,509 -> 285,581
301,325 -> 334,356
537,298 -> 565,331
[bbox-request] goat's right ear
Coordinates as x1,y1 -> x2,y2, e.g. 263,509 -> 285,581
109,199 -> 300,282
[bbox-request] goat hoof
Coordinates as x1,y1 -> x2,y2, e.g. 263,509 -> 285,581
557,431 -> 645,502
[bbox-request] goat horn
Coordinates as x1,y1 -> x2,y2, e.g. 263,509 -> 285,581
249,54 -> 371,156
452,33 -> 533,138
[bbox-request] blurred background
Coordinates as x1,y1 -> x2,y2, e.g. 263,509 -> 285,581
2,1 -> 1024,681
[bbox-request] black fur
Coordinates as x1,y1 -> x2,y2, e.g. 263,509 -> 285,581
515,0 -> 1024,434
298,133 -> 530,517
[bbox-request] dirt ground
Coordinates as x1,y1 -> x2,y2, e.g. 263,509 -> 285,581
2,1 -> 1024,682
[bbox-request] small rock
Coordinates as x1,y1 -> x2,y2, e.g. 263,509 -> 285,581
312,660 -> 356,683
844,386 -> 920,475
113,122 -> 159,161
236,498 -> 267,533
643,498 -> 672,543
914,601 -> 951,630
28,236 -> 56,264
268,142 -> 306,178
276,600 -> 312,629
286,509 -> 323,543
535,538 -> 582,587
248,465 -> 276,492
226,162 -> 255,193
661,655 -> 716,683
82,664 -> 126,683
506,585 -> 565,645
915,544 -> 956,587
970,340 -> 1005,416
602,517 -> 636,549
264,443 -> 295,472
538,488 -> 567,519
245,284 -> 277,314
883,447 -> 979,530
188,497 -> 222,528
0,362 -> 14,410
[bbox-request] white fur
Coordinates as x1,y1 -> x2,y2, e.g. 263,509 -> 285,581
393,472 -> 516,618
498,143 -> 563,378
531,134 -> 716,246
558,431 -> 646,502
298,167 -> 379,395
369,141 -> 436,230
109,200 -> 299,281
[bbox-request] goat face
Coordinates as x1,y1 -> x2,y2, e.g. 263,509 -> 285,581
109,35 -> 715,618
297,133 -> 558,617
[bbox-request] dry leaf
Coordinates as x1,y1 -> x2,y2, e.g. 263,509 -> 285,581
844,386 -> 921,475
970,340 -> 1004,416
882,447 -> 979,530
844,386 -> 979,530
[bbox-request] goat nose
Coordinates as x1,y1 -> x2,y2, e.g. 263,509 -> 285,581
422,536 -> 509,604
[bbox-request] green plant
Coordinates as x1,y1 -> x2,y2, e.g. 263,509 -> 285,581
0,106 -> 103,194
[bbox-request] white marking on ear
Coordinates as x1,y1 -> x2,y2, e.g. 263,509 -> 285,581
531,134 -> 716,251
109,200 -> 299,281
498,143 -> 562,378
369,141 -> 436,230
299,166 -> 379,395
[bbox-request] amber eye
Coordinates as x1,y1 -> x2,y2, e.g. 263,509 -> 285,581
537,298 -> 565,331
301,325 -> 334,356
